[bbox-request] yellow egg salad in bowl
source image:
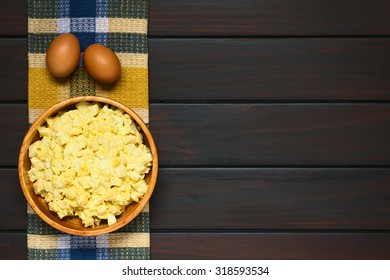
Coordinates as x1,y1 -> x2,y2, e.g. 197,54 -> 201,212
18,96 -> 158,236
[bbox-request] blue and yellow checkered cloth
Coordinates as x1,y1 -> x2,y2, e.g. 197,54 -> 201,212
27,0 -> 150,260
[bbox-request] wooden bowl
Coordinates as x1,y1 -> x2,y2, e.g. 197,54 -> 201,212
18,96 -> 158,236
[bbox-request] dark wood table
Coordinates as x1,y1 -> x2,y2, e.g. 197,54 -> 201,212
1,1 -> 390,259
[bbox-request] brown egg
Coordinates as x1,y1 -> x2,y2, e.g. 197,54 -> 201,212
84,44 -> 121,84
46,33 -> 80,78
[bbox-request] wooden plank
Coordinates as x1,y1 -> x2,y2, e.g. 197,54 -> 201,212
2,232 -> 390,260
149,0 -> 390,36
3,1 -> 390,36
0,104 -> 28,167
4,168 -> 390,230
149,39 -> 390,101
151,104 -> 390,166
0,0 -> 26,36
0,169 -> 26,230
150,168 -> 390,230
2,104 -> 390,167
3,38 -> 390,102
151,233 -> 390,260
0,40 -> 27,102
0,233 -> 26,260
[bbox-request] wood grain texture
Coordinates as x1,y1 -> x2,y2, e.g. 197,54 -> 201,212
0,169 -> 26,230
2,103 -> 390,167
151,104 -> 390,166
151,233 -> 390,260
3,38 -> 390,102
0,104 -> 28,166
149,38 -> 390,101
149,0 -> 390,36
3,1 -> 390,36
0,40 -> 27,101
4,167 -> 390,230
0,233 -> 26,260
150,168 -> 390,230
2,232 -> 390,260
0,0 -> 26,36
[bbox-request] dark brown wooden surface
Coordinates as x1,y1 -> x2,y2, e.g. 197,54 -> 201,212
0,0 -> 26,36
151,104 -> 390,166
0,40 -> 27,101
0,105 -> 28,166
150,38 -> 390,101
150,168 -> 390,230
151,233 -> 390,260
1,1 -> 390,260
149,0 -> 390,36
3,232 -> 390,260
0,170 -> 27,230
0,234 -> 26,260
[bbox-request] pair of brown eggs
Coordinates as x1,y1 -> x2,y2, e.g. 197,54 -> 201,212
46,33 -> 121,84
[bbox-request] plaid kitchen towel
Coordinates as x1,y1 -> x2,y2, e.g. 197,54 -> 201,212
27,0 -> 150,260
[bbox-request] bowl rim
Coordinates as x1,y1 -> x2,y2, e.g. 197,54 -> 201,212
18,96 -> 158,236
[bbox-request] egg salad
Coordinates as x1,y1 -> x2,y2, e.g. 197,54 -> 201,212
27,102 -> 153,227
